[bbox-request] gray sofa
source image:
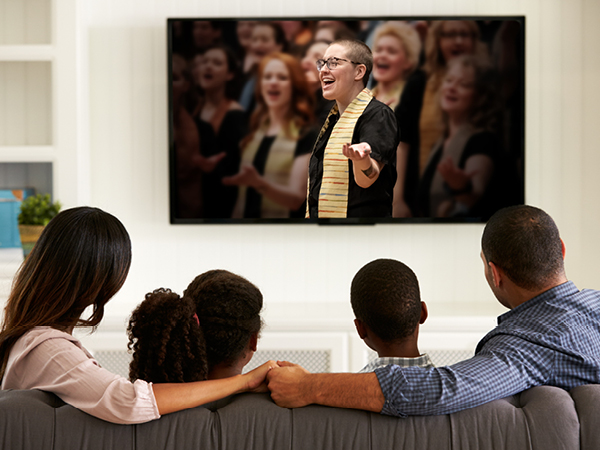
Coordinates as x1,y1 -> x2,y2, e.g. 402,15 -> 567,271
1,385 -> 599,449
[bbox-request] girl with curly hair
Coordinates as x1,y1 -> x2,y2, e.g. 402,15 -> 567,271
0,207 -> 275,424
128,269 -> 263,383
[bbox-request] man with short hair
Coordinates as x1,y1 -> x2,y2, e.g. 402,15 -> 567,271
267,205 -> 600,416
306,39 -> 399,218
351,259 -> 432,372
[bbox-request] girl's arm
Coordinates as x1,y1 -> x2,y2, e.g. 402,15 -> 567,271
153,360 -> 277,415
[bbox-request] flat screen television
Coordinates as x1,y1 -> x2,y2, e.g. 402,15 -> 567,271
168,17 -> 524,224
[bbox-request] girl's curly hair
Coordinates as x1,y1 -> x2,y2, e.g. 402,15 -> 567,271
127,288 -> 208,383
184,270 -> 263,371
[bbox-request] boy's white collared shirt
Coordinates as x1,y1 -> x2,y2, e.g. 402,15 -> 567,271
359,354 -> 434,373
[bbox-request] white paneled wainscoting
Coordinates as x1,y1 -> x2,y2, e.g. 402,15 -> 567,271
75,305 -> 495,379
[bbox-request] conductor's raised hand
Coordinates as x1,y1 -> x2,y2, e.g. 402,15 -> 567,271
342,142 -> 372,162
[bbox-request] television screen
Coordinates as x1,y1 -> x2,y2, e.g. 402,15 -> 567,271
168,17 -> 524,224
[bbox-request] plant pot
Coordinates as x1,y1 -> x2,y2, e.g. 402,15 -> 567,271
19,224 -> 44,257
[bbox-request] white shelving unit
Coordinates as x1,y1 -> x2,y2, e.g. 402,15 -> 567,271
0,0 -> 85,207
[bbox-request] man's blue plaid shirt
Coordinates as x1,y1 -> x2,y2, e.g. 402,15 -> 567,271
375,281 -> 600,417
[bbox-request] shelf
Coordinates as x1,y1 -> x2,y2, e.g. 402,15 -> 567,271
0,45 -> 54,61
0,61 -> 52,146
0,146 -> 55,162
0,0 -> 52,47
0,162 -> 53,200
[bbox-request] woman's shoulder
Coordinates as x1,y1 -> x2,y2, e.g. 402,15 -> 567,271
23,326 -> 73,341
18,326 -> 86,352
4,326 -> 92,382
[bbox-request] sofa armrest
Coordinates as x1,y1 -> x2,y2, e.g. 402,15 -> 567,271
570,384 -> 600,450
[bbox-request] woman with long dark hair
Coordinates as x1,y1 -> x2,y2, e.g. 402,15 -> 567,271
0,207 -> 275,424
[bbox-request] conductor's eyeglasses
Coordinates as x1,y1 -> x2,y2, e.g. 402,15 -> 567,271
316,57 -> 362,72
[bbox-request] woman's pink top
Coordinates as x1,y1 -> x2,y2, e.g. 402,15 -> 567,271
1,326 -> 160,424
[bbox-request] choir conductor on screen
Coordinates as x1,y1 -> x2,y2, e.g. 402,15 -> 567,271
306,39 -> 399,219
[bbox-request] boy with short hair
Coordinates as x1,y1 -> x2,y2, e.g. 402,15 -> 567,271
351,258 -> 433,372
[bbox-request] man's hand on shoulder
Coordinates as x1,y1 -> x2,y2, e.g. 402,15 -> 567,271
266,362 -> 385,413
266,361 -> 314,408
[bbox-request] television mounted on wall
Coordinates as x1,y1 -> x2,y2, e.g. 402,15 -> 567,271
168,16 -> 525,224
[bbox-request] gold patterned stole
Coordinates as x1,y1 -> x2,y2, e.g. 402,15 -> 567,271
234,125 -> 298,218
313,88 -> 374,218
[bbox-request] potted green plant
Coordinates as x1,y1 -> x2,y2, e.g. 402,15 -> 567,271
18,193 -> 61,255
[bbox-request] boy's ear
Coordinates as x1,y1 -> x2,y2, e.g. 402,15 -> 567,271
354,319 -> 368,340
489,261 -> 503,288
419,302 -> 428,325
248,332 -> 258,352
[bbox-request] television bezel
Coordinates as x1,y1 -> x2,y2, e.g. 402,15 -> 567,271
167,15 -> 526,225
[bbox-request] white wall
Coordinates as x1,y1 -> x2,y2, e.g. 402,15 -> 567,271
79,0 -> 600,326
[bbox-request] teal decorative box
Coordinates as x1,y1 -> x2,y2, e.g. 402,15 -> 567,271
0,190 -> 22,248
